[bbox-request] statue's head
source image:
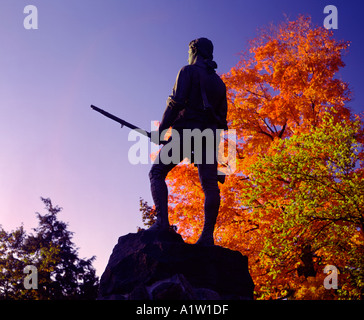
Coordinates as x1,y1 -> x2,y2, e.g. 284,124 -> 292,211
188,38 -> 214,65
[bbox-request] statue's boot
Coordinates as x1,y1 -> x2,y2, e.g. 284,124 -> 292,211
148,213 -> 170,231
148,167 -> 171,232
195,190 -> 220,246
195,213 -> 217,245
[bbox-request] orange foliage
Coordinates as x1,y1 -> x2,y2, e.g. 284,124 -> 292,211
164,15 -> 363,299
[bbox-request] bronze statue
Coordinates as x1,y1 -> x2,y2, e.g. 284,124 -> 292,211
149,38 -> 228,246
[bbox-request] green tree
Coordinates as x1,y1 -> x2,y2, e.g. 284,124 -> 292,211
137,198 -> 157,232
0,197 -> 99,300
247,113 -> 364,299
0,226 -> 28,299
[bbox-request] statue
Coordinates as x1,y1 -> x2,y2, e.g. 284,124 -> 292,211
148,38 -> 228,246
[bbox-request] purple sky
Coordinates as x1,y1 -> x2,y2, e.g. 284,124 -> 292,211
1,0 -> 363,276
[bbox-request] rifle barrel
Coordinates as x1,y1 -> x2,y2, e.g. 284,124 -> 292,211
91,105 -> 151,138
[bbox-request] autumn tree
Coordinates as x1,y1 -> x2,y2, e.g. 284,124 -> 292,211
137,197 -> 157,231
161,15 -> 363,299
0,198 -> 99,300
247,113 -> 363,299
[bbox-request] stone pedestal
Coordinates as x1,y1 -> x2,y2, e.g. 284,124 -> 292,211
98,230 -> 254,300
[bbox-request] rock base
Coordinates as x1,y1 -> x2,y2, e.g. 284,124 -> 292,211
98,230 -> 254,300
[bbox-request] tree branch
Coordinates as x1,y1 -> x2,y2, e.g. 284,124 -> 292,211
278,122 -> 287,138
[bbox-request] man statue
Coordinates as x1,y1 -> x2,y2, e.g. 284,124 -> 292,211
149,38 -> 228,246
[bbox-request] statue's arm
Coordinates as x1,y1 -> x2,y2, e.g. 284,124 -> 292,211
158,66 -> 191,133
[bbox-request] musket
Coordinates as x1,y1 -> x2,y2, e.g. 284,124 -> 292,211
91,104 -> 225,183
91,105 -> 152,139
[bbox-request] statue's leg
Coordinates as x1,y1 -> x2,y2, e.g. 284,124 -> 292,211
148,156 -> 177,231
195,161 -> 220,245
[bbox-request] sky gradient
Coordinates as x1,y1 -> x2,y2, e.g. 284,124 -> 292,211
1,0 -> 363,276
